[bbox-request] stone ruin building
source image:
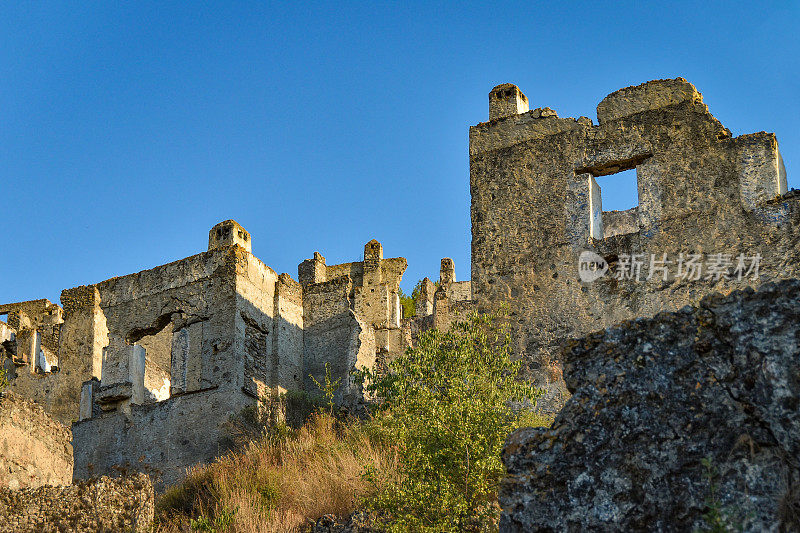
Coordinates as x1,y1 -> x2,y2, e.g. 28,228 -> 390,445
470,78 -> 798,530
0,219 -> 471,487
1,78 -> 797,527
470,78 -> 793,409
403,257 -> 474,343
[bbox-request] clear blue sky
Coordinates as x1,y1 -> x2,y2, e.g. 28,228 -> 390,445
1,1 -> 798,304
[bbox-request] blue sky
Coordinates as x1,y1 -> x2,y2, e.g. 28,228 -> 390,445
1,1 -> 798,304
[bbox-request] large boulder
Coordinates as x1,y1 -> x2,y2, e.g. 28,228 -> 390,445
501,280 -> 800,532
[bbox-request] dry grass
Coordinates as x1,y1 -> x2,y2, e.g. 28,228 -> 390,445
155,413 -> 397,533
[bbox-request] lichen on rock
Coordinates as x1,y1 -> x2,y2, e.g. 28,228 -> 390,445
500,280 -> 800,532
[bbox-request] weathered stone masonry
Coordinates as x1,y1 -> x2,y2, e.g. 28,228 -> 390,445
0,473 -> 153,532
402,257 -> 474,346
1,77 -> 795,506
0,393 -> 72,490
470,78 -> 795,410
2,220 -> 415,488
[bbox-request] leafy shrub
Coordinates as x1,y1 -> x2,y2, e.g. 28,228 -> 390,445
309,362 -> 341,415
361,310 -> 542,532
190,506 -> 236,532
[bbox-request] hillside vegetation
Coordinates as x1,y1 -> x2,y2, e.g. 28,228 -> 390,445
155,312 -> 550,532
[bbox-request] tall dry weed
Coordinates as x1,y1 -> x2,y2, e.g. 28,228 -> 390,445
156,413 -> 396,533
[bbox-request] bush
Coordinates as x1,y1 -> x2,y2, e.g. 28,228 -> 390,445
362,310 -> 542,532
155,311 -> 548,532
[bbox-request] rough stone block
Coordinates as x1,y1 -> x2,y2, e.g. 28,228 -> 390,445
0,393 -> 72,490
500,280 -> 800,532
596,77 -> 703,124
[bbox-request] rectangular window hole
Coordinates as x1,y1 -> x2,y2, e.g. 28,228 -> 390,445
596,167 -> 638,212
587,165 -> 642,240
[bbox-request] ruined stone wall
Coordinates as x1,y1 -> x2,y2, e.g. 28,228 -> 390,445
0,301 -> 62,385
299,241 -> 405,407
470,78 -> 797,410
405,259 -> 475,343
1,291 -> 101,424
236,250 -> 305,398
236,249 -> 279,399
72,226 -> 314,488
501,280 -> 800,532
71,245 -> 258,488
5,365 -> 84,425
274,274 -> 304,393
0,393 -> 72,490
94,247 -> 238,407
325,261 -> 365,285
447,280 -> 472,303
73,387 -> 249,490
10,223 -> 411,487
301,241 -> 406,332
0,322 -> 13,368
0,473 -> 153,532
0,299 -> 62,335
413,278 -> 436,317
302,275 -> 374,406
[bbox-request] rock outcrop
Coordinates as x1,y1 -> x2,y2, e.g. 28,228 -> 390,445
501,280 -> 800,532
0,473 -> 154,532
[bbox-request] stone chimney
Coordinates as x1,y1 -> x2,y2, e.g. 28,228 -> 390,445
440,257 -> 456,286
208,220 -> 251,252
489,83 -> 529,120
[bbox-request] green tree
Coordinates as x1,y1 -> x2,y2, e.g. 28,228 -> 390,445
400,279 -> 441,319
398,287 -> 416,319
362,310 -> 541,532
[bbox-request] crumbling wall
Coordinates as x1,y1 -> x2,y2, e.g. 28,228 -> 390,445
501,280 -> 800,532
73,387 -> 248,490
2,288 -> 107,425
72,233 -> 264,488
94,248 -> 236,410
405,258 -> 475,344
237,250 -> 279,399
0,393 -> 72,490
236,250 -> 304,398
0,322 -> 14,379
470,78 -> 798,411
0,300 -> 62,366
300,240 -> 405,406
302,275 -> 373,407
0,298 -> 94,424
274,274 -> 304,393
0,473 -> 153,532
72,222 -> 311,488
